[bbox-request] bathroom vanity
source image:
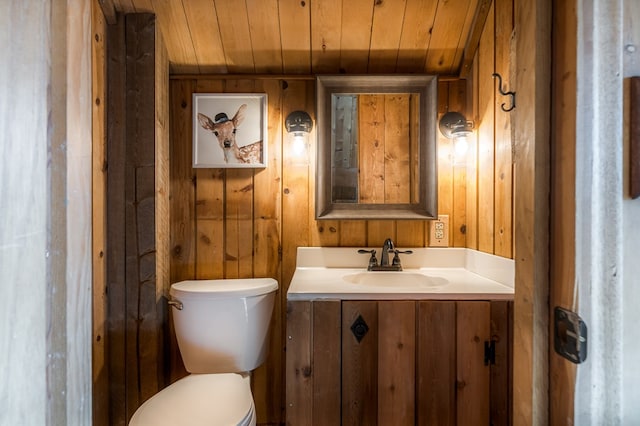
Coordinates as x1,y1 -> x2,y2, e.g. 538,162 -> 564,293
286,247 -> 514,426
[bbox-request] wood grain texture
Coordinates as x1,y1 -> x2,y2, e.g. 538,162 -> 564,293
396,0 -> 438,72
194,80 -> 225,279
494,0 -> 514,258
181,0 -> 227,74
456,301 -> 491,425
214,0 -> 254,73
278,0 -> 312,73
417,301 -> 456,426
466,58 -> 480,250
459,0 -> 493,77
246,0 -> 283,73
339,0 -> 374,73
425,0 -> 477,74
359,95 -> 386,203
312,301 -> 342,426
477,2 -> 496,254
251,78 -> 284,422
377,302 -> 416,425
124,13 -> 162,417
549,0 -> 577,424
310,0 -> 342,73
368,0 -> 406,73
513,0 -> 551,424
66,0 -> 94,422
449,80 -> 468,247
490,301 -> 512,426
384,95 -> 412,203
154,16 -> 170,394
106,14 -> 128,423
285,301 -> 313,426
91,1 -> 109,423
163,66 -> 515,424
104,14 -> 174,425
109,0 -> 488,75
342,301 -> 378,426
146,0 -> 198,73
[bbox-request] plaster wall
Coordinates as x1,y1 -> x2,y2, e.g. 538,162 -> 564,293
574,0 -> 624,423
574,0 -> 640,423
622,0 -> 640,422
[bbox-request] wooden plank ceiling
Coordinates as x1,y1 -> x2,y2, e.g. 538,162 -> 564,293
104,0 -> 488,76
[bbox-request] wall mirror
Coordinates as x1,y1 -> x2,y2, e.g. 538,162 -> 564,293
316,75 -> 438,219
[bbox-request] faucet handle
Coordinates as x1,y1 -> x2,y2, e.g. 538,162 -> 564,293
394,249 -> 413,255
391,249 -> 413,267
358,249 -> 378,269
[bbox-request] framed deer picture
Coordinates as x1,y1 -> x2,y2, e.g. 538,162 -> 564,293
193,93 -> 268,168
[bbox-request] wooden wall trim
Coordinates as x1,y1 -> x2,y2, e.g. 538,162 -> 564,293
169,73 -> 463,81
513,0 -> 551,424
65,0 -> 94,421
459,0 -> 494,78
549,0 -> 577,423
92,0 -> 109,423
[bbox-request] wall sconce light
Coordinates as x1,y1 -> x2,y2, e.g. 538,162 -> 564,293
439,111 -> 473,158
285,110 -> 313,158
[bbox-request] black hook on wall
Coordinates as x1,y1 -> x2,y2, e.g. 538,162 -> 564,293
492,73 -> 516,112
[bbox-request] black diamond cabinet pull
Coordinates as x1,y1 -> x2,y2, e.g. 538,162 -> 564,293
350,315 -> 369,343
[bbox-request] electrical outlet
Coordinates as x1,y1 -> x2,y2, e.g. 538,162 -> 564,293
429,215 -> 449,247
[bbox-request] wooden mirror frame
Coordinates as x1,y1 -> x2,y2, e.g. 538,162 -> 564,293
315,74 -> 439,219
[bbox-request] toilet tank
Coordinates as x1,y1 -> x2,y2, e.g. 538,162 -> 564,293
169,278 -> 278,374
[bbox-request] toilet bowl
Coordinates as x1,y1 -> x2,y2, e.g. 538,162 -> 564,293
129,278 -> 278,426
129,373 -> 256,425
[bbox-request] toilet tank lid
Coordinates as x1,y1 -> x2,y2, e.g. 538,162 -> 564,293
170,278 -> 278,299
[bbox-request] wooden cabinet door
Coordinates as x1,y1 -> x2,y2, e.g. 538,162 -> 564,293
455,301 -> 491,425
286,300 -> 511,426
417,301 -> 457,426
341,301 -> 417,426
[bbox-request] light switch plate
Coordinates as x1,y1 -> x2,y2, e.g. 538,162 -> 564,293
429,215 -> 449,247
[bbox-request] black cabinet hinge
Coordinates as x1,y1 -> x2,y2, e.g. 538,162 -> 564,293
484,340 -> 496,365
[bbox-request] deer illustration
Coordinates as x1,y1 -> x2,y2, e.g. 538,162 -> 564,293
197,103 -> 263,164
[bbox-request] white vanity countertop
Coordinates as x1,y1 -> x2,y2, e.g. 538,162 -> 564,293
287,247 -> 514,301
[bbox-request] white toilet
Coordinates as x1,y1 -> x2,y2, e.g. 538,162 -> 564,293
129,278 -> 278,426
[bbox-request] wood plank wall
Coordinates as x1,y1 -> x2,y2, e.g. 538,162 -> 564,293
467,0 -> 514,258
104,13 -> 170,425
92,0 -> 516,423
169,76 -> 513,425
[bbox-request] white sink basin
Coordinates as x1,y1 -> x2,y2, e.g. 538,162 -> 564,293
342,271 -> 448,288
287,247 -> 515,301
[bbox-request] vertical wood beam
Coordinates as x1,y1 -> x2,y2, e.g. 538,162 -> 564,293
106,13 -> 169,423
92,0 -> 109,423
513,0 -> 551,424
106,13 -> 127,424
549,0 -> 577,423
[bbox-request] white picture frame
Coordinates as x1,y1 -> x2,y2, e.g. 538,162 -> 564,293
193,93 -> 268,168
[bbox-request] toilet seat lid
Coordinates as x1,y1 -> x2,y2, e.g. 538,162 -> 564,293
129,373 -> 253,426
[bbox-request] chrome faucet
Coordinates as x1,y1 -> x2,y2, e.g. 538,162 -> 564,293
357,238 -> 413,271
